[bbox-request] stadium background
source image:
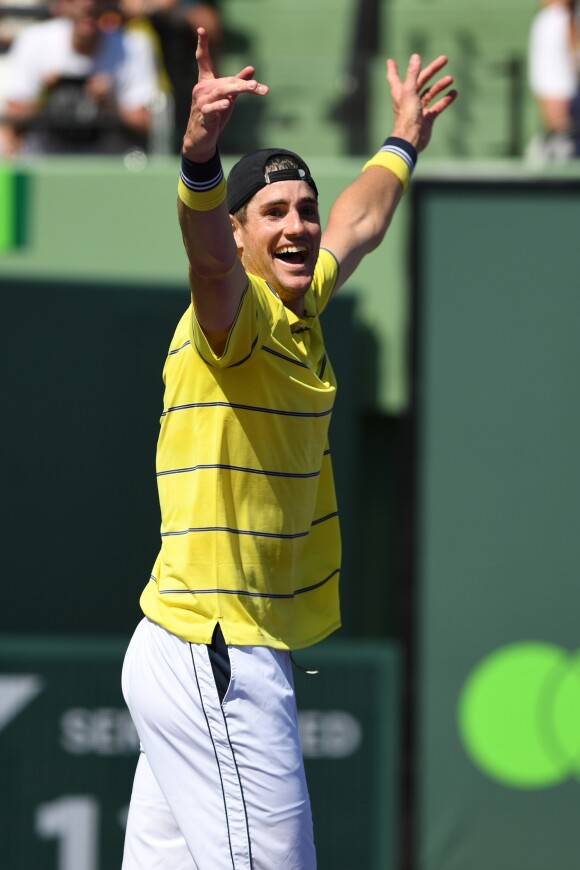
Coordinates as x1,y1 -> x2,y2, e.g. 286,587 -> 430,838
2,0 -> 580,867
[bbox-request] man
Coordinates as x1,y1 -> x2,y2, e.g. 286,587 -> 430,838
1,0 -> 157,155
527,0 -> 580,159
121,28 -> 456,870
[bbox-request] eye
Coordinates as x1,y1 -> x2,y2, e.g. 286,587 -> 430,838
266,207 -> 284,218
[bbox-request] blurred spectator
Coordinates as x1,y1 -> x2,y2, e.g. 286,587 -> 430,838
120,0 -> 221,152
0,0 -> 52,152
0,0 -> 50,53
527,0 -> 580,159
0,0 -> 158,155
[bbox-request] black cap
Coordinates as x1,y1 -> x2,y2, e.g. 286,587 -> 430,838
227,148 -> 318,215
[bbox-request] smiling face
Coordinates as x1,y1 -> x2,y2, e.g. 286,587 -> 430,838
231,180 -> 321,316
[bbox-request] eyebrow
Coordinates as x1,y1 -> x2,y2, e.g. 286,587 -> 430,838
260,196 -> 318,209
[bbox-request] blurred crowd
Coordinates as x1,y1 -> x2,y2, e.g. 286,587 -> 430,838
0,0 -> 221,156
528,0 -> 580,159
1,0 -> 580,160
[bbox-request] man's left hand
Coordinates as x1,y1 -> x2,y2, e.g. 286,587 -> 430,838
387,54 -> 457,152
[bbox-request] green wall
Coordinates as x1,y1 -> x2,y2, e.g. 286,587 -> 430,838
411,177 -> 580,869
217,0 -> 541,161
4,158 -> 580,869
378,0 -> 539,159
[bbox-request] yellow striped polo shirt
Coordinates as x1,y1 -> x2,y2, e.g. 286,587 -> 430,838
139,248 -> 342,650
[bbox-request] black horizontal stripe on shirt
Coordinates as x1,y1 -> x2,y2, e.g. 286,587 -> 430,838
167,339 -> 191,356
311,510 -> 339,526
261,346 -> 310,368
226,332 -> 260,368
160,525 -> 310,539
156,463 -> 321,479
160,510 -> 339,539
158,568 -> 340,599
161,401 -> 333,418
318,354 -> 327,379
193,331 -> 260,369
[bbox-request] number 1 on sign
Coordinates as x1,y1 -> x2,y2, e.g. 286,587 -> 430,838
35,796 -> 99,870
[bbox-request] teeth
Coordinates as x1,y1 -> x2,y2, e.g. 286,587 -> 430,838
277,246 -> 306,254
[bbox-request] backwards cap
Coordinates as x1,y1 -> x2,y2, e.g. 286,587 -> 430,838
226,148 -> 318,215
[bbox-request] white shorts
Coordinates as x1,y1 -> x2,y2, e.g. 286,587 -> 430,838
121,617 -> 316,870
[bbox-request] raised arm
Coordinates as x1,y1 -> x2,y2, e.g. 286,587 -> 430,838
321,53 -> 457,292
178,29 -> 268,353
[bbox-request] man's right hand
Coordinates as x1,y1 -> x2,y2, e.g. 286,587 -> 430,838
182,28 -> 269,161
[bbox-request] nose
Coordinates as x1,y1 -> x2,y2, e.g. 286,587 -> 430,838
285,208 -> 306,236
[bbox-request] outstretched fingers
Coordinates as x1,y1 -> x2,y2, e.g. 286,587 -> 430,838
196,27 -> 217,81
235,64 -> 260,82
194,27 -> 269,117
199,75 -> 268,115
425,89 -> 458,119
403,53 -> 422,87
420,74 -> 454,106
417,55 -> 449,90
386,57 -> 401,88
386,54 -> 423,94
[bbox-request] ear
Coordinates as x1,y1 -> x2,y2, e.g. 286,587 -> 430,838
230,215 -> 244,255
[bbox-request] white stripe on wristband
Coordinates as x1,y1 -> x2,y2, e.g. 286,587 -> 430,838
379,136 -> 417,171
362,136 -> 417,193
178,150 -> 227,211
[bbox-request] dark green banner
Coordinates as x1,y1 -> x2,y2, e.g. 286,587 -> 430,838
0,636 -> 400,869
411,179 -> 580,870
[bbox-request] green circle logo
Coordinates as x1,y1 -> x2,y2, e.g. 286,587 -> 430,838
458,642 -> 580,789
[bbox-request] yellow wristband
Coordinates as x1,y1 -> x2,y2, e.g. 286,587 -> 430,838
362,151 -> 411,194
177,176 -> 227,211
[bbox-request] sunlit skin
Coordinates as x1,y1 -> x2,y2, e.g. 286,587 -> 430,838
178,27 -> 457,350
231,180 -> 321,317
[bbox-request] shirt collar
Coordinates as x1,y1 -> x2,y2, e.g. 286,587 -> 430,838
286,287 -> 316,332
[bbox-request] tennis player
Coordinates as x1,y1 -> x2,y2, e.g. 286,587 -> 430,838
121,27 -> 456,870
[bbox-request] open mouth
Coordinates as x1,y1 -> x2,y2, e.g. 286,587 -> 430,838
274,246 -> 308,266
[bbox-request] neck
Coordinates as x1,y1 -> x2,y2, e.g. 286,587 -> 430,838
280,292 -> 306,318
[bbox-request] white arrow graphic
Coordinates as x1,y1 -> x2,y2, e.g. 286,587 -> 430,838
0,675 -> 44,733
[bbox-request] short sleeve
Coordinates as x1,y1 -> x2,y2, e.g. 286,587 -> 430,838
189,279 -> 271,369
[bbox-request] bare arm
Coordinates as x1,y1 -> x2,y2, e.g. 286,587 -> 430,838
537,96 -> 572,133
3,99 -> 38,123
178,29 -> 268,353
119,105 -> 150,134
321,54 -> 457,292
2,99 -> 41,152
